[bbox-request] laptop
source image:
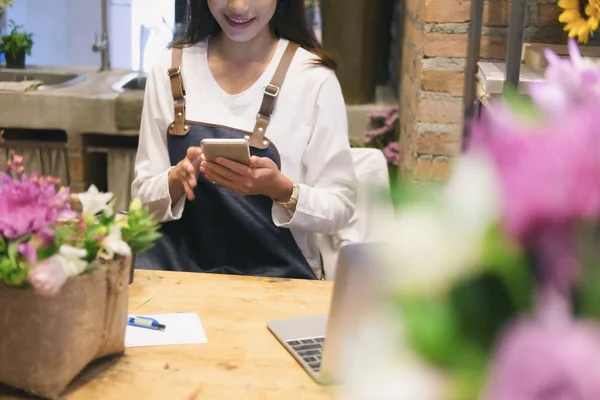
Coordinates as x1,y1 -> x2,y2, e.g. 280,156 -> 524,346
267,243 -> 380,384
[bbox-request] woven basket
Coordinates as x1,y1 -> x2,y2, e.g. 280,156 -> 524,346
0,256 -> 131,399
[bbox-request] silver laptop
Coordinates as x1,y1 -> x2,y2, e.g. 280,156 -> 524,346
267,243 -> 380,384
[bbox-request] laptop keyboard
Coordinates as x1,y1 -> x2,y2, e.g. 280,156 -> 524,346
286,337 -> 325,373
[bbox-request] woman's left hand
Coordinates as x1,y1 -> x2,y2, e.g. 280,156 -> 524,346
200,156 -> 293,202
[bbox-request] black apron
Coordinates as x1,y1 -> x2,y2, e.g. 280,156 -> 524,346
135,42 -> 316,280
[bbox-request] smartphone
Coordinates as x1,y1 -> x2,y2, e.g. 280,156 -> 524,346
200,138 -> 251,166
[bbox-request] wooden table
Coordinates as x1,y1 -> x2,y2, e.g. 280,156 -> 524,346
1,271 -> 335,400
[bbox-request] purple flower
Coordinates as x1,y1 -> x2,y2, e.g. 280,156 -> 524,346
485,316 -> 600,400
470,103 -> 600,242
18,242 -> 37,264
529,39 -> 600,115
363,109 -> 399,143
0,172 -> 72,239
382,142 -> 401,166
468,100 -> 600,290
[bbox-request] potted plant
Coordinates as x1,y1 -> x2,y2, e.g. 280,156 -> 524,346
0,19 -> 33,68
0,151 -> 162,399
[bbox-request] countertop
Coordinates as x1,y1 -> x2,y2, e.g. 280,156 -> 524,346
0,65 -> 396,142
0,270 -> 335,400
0,65 -> 145,137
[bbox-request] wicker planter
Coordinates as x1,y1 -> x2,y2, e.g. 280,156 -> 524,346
0,256 -> 131,399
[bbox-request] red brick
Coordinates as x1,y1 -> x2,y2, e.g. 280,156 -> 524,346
406,0 -> 421,16
402,44 -> 422,84
414,130 -> 462,157
404,19 -> 424,53
423,33 -> 507,59
413,155 -> 453,182
413,155 -> 433,180
430,157 -> 453,182
538,3 -> 561,26
417,95 -> 464,124
419,0 -> 509,26
420,70 -> 465,96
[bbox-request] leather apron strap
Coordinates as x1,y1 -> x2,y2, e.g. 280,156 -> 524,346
251,42 -> 299,149
168,46 -> 188,135
167,42 -> 300,143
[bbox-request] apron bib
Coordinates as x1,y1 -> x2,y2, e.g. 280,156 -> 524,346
135,42 -> 316,280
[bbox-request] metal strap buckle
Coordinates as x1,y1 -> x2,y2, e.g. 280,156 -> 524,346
168,66 -> 182,77
264,84 -> 280,97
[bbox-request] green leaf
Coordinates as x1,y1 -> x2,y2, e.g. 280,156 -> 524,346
0,235 -> 5,254
397,296 -> 462,367
83,238 -> 100,263
480,224 -> 533,311
0,256 -> 28,286
450,272 -> 519,352
0,20 -> 33,58
501,85 -> 541,121
6,235 -> 29,264
573,223 -> 600,317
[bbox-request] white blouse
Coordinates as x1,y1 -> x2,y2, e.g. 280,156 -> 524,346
131,38 -> 357,277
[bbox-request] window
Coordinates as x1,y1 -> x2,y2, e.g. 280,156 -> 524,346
131,0 -> 175,72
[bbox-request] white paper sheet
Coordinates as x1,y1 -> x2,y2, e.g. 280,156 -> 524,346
125,313 -> 208,348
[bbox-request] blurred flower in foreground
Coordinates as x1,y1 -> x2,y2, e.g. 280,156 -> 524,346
468,91 -> 600,291
528,38 -> 600,114
380,152 -> 501,298
485,315 -> 600,400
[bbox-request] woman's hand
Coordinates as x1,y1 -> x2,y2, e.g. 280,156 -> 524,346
200,156 -> 293,202
168,146 -> 204,201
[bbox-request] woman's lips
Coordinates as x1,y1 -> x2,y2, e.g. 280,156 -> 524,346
224,15 -> 256,30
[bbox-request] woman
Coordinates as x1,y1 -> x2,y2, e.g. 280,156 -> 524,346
131,0 -> 357,280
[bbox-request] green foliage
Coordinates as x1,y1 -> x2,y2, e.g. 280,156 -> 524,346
0,20 -> 33,59
501,85 -> 541,122
120,198 -> 162,254
573,223 -> 600,318
0,235 -> 30,286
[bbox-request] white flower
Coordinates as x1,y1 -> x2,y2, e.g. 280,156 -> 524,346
75,184 -> 113,216
442,151 -> 501,233
379,152 -> 502,297
58,245 -> 89,277
99,225 -> 131,260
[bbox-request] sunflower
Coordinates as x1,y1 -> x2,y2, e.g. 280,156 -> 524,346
559,0 -> 600,43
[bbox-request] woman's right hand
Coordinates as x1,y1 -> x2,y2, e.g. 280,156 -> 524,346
168,146 -> 204,201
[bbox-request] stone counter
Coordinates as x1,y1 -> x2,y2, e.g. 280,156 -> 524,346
0,65 -> 142,137
0,65 -> 396,193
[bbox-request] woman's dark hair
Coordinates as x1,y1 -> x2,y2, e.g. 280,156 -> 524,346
173,0 -> 336,70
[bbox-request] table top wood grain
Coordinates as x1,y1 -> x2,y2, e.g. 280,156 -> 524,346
0,270 -> 336,400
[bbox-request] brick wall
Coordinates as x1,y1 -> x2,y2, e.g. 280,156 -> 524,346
399,0 -> 563,182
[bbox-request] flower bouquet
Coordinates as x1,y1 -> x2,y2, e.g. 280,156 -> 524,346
350,108 -> 401,180
338,39 -> 600,399
0,152 -> 161,399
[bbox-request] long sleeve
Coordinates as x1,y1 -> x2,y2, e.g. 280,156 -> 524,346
130,51 -> 186,222
272,71 -> 357,234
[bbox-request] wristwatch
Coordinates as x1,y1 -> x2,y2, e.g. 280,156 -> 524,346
276,180 -> 299,210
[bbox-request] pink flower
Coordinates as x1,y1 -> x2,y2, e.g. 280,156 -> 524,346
485,316 -> 600,400
468,101 -> 600,290
529,39 -> 600,116
382,142 -> 401,166
469,102 -> 600,242
18,242 -> 37,264
363,109 -> 398,143
0,172 -> 72,239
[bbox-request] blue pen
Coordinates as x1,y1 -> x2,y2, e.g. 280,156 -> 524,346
127,316 -> 166,331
